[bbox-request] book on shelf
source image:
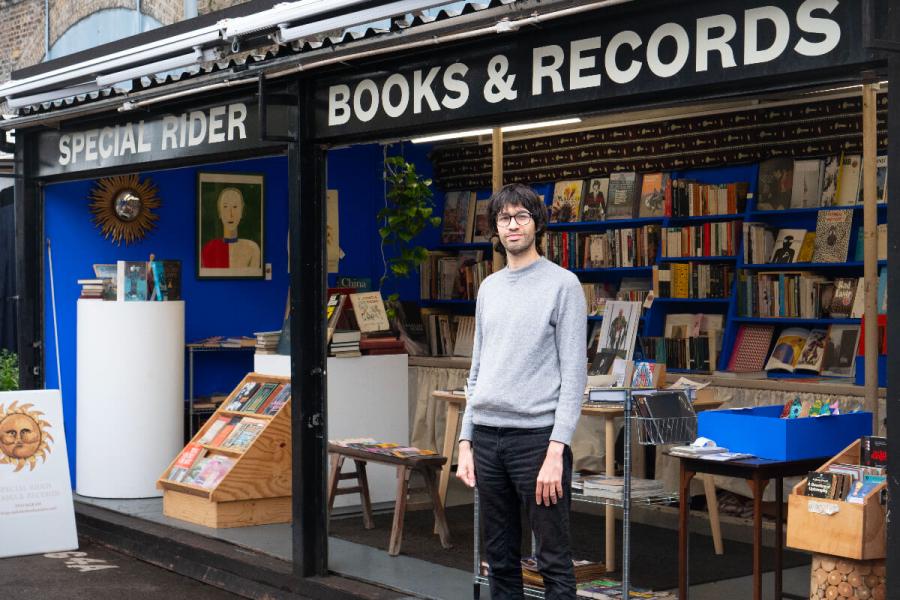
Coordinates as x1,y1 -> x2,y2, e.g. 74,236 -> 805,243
726,324 -> 775,373
653,263 -> 734,299
421,250 -> 492,301
451,316 -> 476,357
240,382 -> 278,413
861,436 -> 888,468
632,390 -> 693,420
471,197 -> 492,243
254,330 -> 281,354
820,155 -> 840,206
661,220 -> 740,258
737,271 -> 842,319
630,361 -> 666,388
606,172 -> 639,219
835,154 -> 862,206
791,158 -> 824,209
550,180 -> 585,223
764,327 -> 828,373
224,381 -> 260,411
390,300 -> 430,356
849,277 -> 866,318
440,190 -> 477,244
637,172 -> 667,218
742,222 -> 775,264
769,229 -> 807,264
797,232 -> 816,262
116,260 -> 148,301
821,325 -> 860,378
578,474 -> 666,499
547,226 -> 659,269
220,417 -> 268,450
181,455 -> 235,489
875,154 -> 888,203
667,180 -> 748,217
857,313 -> 887,356
167,443 -> 207,482
756,157 -> 793,211
262,384 -> 291,415
829,277 -> 857,318
811,208 -> 853,263
581,282 -> 617,317
148,259 -> 181,301
582,177 -> 609,221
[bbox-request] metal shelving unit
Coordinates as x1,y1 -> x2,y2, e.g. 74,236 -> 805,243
471,389 -> 696,599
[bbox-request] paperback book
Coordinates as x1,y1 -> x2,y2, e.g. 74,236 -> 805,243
550,180 -> 585,223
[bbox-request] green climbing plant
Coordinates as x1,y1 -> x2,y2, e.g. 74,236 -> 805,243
0,350 -> 18,391
378,156 -> 441,317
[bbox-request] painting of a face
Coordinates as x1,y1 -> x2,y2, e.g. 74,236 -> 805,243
218,188 -> 245,231
0,413 -> 42,460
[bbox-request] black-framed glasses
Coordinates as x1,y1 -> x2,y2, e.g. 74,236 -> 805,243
497,211 -> 532,227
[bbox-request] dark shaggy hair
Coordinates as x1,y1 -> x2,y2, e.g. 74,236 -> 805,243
488,183 -> 548,256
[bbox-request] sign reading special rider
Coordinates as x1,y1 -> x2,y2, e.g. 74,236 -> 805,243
0,390 -> 78,558
315,0 -> 871,140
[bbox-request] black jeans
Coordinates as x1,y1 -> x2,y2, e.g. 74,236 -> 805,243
473,424 -> 576,600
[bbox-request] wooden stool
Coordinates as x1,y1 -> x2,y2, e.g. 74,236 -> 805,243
327,443 -> 452,556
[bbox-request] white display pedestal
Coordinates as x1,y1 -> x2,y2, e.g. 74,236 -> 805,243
76,300 -> 184,498
254,353 -> 408,508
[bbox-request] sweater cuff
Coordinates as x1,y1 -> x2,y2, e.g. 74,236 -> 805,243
549,422 -> 574,447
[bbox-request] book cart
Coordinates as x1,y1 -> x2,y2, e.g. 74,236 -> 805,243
156,372 -> 292,528
471,389 -> 696,599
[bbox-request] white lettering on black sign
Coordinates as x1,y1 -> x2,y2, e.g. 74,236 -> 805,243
326,0 -> 841,128
57,103 -> 248,167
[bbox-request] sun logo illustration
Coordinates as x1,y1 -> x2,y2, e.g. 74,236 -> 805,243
0,401 -> 53,472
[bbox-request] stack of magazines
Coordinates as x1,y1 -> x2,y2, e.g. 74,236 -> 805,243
574,474 -> 666,500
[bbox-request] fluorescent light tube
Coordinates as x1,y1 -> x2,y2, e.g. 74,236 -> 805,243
410,118 -> 583,143
501,117 -> 582,132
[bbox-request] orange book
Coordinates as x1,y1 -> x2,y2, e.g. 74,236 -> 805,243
210,417 -> 240,447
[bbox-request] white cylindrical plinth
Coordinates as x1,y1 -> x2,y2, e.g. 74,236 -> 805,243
76,300 -> 184,498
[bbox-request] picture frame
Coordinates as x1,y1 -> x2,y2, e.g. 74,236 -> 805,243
197,172 -> 265,279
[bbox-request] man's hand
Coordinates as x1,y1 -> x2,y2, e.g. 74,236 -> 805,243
456,440 -> 476,488
535,441 -> 566,506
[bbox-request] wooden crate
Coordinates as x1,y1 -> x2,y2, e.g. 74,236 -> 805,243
786,439 -> 886,560
157,373 -> 292,528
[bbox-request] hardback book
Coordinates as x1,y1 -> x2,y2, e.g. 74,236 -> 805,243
549,180 -> 585,223
637,172 -> 668,218
846,480 -> 879,504
769,229 -> 806,263
835,154 -> 862,205
440,191 -> 476,244
162,260 -> 182,300
797,232 -> 816,263
630,361 -> 666,388
828,277 -> 857,318
225,382 -> 260,412
806,471 -> 837,498
727,324 -> 775,373
756,157 -> 793,211
764,327 -> 828,373
471,198 -> 492,243
876,154 -> 888,203
791,158 -> 823,208
349,291 -> 391,333
861,436 -> 888,468
606,172 -> 639,219
811,209 -> 853,263
820,155 -> 840,206
821,324 -> 860,378
117,260 -> 148,301
241,382 -> 278,413
263,383 -> 291,415
582,177 -> 609,222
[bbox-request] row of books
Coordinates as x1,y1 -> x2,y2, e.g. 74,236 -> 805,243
726,323 -> 860,377
420,250 -> 493,301
581,280 -> 651,318
803,436 -> 887,505
653,263 -> 734,299
544,226 -> 660,270
78,259 -> 181,301
549,173 -> 672,222
660,221 -> 741,258
200,414 -> 268,450
166,443 -> 235,488
254,330 -> 281,354
639,336 -> 717,373
736,272 -> 882,319
223,381 -> 291,415
330,438 -> 438,459
668,180 -> 749,217
756,154 -> 887,212
440,191 -> 491,245
419,312 -> 475,357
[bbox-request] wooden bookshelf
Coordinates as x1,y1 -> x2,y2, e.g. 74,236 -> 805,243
156,372 -> 292,528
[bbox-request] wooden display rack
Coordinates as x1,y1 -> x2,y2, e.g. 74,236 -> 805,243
786,439 -> 886,560
156,372 -> 291,528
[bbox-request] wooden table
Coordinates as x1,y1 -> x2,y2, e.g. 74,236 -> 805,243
327,443 -> 451,556
675,455 -> 829,600
432,391 -> 467,509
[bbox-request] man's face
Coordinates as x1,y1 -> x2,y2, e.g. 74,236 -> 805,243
218,190 -> 244,230
496,203 -> 536,256
0,414 -> 41,459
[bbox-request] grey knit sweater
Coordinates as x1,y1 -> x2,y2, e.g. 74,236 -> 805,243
459,257 -> 587,446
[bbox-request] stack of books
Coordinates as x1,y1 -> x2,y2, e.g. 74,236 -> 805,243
331,330 -> 362,357
254,330 -> 281,354
521,557 -> 605,587
77,278 -> 106,299
576,475 -> 666,500
359,332 -> 406,356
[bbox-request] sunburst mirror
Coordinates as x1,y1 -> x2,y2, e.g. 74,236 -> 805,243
89,174 -> 161,245
0,401 -> 53,472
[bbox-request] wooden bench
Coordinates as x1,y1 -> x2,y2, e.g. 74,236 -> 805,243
327,443 -> 452,556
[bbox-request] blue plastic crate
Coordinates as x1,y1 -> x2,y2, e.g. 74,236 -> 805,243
698,405 -> 872,461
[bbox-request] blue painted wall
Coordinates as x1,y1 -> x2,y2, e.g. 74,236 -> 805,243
43,144 -> 438,482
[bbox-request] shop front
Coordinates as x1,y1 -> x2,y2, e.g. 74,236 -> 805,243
2,0 -> 899,599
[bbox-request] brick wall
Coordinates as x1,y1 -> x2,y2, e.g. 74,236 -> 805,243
197,0 -> 250,15
142,0 -> 183,26
48,0 -> 133,45
0,0 -> 46,86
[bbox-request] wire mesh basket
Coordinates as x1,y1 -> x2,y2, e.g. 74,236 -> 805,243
634,415 -> 697,445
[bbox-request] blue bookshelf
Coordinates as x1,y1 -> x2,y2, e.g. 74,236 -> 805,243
731,317 -> 861,325
547,216 -> 664,231
658,255 -> 737,263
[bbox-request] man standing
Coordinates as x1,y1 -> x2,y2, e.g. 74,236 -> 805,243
457,183 -> 587,599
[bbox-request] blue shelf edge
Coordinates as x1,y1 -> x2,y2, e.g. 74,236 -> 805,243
739,261 -> 884,269
659,255 -> 738,262
748,204 -> 886,217
732,317 -> 860,325
547,217 -> 664,230
572,266 -> 654,273
654,297 -> 730,303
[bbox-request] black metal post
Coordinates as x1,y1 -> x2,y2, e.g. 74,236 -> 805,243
289,79 -> 329,578
13,131 -> 42,390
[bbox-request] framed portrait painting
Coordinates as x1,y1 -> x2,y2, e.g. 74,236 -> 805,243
197,172 -> 264,279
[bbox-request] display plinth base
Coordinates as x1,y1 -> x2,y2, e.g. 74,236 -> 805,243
162,489 -> 290,528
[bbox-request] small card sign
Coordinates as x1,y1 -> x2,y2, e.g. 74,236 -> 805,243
0,390 -> 78,558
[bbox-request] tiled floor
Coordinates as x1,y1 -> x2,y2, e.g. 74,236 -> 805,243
74,495 -> 810,599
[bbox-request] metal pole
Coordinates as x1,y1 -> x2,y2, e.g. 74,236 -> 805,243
861,83 -> 879,427
622,390 -> 631,599
14,130 -> 42,389
290,80 -> 329,577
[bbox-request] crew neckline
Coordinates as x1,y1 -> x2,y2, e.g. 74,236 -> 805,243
503,256 -> 545,280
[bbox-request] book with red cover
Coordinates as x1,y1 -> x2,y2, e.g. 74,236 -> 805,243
210,417 -> 241,447
727,324 -> 775,372
359,334 -> 405,351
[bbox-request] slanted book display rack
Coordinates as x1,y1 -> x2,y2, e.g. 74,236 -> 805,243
156,372 -> 292,528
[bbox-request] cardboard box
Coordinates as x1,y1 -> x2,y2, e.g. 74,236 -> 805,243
697,405 -> 872,461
